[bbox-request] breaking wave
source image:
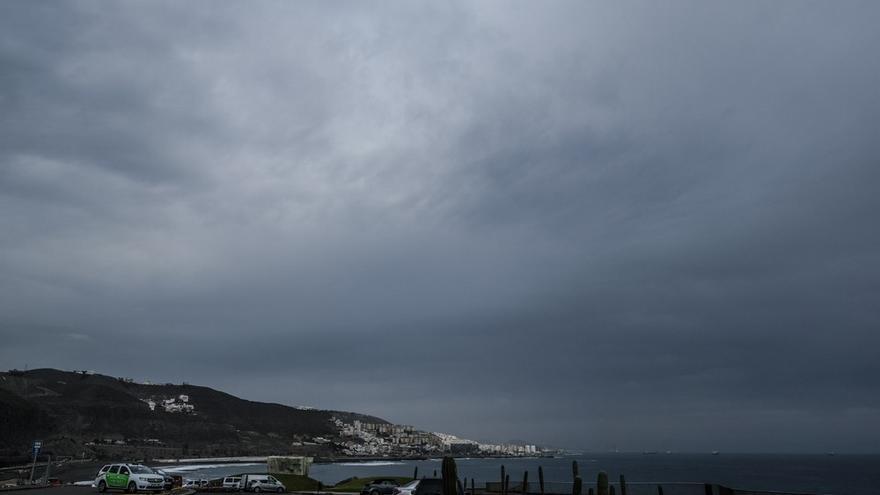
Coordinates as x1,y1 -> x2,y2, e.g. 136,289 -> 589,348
160,463 -> 265,473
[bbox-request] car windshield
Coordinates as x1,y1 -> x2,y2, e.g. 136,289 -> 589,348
403,481 -> 419,489
130,466 -> 155,474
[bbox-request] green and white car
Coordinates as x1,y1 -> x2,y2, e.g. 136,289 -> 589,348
95,464 -> 166,493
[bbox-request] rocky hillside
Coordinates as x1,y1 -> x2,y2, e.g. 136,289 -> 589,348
0,368 -> 387,461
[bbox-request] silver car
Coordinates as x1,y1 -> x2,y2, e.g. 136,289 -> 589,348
245,475 -> 285,493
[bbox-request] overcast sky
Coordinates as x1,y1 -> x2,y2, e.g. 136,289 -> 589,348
2,1 -> 880,453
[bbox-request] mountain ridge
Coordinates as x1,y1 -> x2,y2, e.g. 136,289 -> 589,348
0,368 -> 388,460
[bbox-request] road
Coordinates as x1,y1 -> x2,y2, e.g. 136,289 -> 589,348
0,487 -> 94,495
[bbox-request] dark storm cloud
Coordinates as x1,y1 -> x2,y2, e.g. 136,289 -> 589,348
2,1 -> 880,452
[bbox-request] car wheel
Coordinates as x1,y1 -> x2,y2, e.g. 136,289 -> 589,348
128,482 -> 137,494
277,488 -> 283,493
98,481 -> 107,493
372,490 -> 380,495
254,487 -> 261,493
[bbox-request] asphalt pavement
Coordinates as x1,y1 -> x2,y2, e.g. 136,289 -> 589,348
0,487 -> 94,495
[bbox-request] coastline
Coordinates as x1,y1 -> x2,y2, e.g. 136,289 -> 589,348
150,454 -> 547,465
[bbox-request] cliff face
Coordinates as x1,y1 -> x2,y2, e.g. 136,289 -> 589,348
0,369 -> 387,459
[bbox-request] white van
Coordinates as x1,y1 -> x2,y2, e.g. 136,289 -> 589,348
241,475 -> 285,493
223,477 -> 243,490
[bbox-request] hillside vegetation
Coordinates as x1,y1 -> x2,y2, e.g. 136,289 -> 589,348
0,368 -> 387,461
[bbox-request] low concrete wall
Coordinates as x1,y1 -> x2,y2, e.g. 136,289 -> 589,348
267,457 -> 313,477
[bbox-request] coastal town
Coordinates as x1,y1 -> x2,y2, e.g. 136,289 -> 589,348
77,413 -> 546,460
332,417 -> 541,458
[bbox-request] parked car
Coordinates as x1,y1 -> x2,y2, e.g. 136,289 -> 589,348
242,475 -> 285,493
361,479 -> 401,495
93,465 -> 112,486
412,478 -> 462,495
183,479 -> 210,489
95,464 -> 165,493
223,477 -> 243,490
154,470 -> 173,491
392,480 -> 420,495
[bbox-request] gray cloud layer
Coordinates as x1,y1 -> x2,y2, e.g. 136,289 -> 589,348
2,1 -> 880,452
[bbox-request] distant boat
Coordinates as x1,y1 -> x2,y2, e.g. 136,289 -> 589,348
642,451 -> 658,455
711,451 -> 720,455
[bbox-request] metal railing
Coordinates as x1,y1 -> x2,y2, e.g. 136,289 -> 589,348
480,482 -> 813,495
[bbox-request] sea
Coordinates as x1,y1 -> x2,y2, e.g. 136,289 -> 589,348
155,454 -> 880,495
